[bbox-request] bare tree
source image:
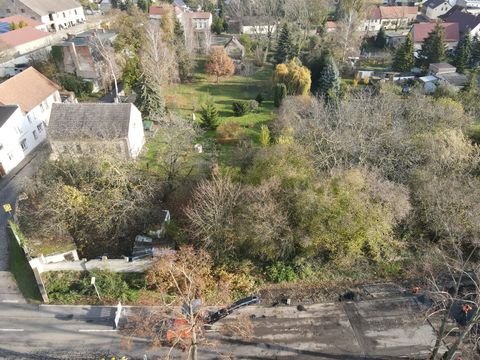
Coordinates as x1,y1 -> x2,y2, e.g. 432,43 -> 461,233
91,34 -> 121,100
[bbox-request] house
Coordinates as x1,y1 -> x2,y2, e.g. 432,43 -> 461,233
0,66 -> 61,126
363,6 -> 418,32
0,26 -> 51,57
237,16 -> 277,35
148,4 -> 183,21
0,15 -> 47,32
48,103 -> 145,160
182,12 -> 212,53
0,0 -> 86,32
456,0 -> 480,9
224,36 -> 245,60
411,22 -> 460,49
52,30 -> 118,91
440,8 -> 480,36
422,0 -> 454,20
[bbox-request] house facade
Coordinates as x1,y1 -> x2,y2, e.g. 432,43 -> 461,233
422,0 -> 454,20
0,0 -> 86,32
48,103 -> 145,160
363,6 -> 418,32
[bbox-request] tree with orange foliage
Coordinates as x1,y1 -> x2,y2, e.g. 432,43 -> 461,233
205,47 -> 235,83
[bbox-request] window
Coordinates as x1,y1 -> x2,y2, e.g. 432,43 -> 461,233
37,123 -> 43,133
27,114 -> 33,123
32,130 -> 38,140
21,8 -> 25,13
7,153 -> 13,161
0,144 -> 3,150
63,12 -> 66,18
20,139 -> 27,151
40,102 -> 45,112
74,9 -> 77,15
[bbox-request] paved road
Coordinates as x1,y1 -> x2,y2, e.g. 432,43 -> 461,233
0,294 -> 440,359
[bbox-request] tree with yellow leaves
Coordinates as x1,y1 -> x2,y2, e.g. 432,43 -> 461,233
272,58 -> 311,95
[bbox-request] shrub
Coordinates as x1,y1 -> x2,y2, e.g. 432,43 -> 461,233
59,74 -> 93,97
200,98 -> 219,129
274,83 -> 287,107
255,93 -> 264,105
265,262 -> 298,283
259,125 -> 270,147
216,122 -> 244,143
246,100 -> 259,113
232,101 -> 249,116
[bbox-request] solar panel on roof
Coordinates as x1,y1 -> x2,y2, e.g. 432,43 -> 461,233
0,23 -> 11,34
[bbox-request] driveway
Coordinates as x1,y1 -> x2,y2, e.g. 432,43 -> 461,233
0,147 -> 47,303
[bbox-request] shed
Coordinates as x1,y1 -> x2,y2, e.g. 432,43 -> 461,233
224,36 -> 245,60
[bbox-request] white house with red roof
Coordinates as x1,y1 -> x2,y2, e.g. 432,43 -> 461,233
410,22 -> 460,50
363,6 -> 418,32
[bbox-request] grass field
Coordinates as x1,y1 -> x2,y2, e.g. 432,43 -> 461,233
144,61 -> 277,168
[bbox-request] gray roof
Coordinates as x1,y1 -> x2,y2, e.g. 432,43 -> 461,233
442,9 -> 480,33
18,0 -> 82,16
48,103 -> 134,141
0,105 -> 18,128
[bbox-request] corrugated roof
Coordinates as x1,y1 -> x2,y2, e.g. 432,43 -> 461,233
411,22 -> 459,43
0,67 -> 60,113
0,15 -> 43,28
16,0 -> 82,16
48,103 -> 134,140
0,26 -> 49,47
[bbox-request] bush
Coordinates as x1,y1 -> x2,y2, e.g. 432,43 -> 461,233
265,262 -> 298,283
247,100 -> 259,113
59,74 -> 93,97
274,83 -> 287,107
232,101 -> 249,116
216,122 -> 244,143
255,93 -> 264,105
259,125 -> 270,147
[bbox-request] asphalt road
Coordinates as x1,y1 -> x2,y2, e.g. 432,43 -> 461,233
0,292 -> 440,359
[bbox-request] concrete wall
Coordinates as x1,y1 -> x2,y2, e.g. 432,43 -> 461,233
127,105 -> 145,159
50,139 -> 131,160
0,107 -> 28,174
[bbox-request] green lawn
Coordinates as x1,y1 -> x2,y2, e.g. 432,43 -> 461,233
148,63 -> 277,168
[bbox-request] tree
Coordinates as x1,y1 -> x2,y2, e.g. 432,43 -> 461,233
259,125 -> 271,146
211,15 -> 224,35
272,58 -> 311,95
273,83 -> 287,107
335,0 -> 365,63
274,23 -> 297,64
317,54 -> 340,99
205,47 -> 235,82
454,31 -> 472,74
136,0 -> 150,12
470,34 -> 480,66
199,98 -> 219,130
419,23 -> 447,68
133,72 -> 166,118
392,34 -> 414,72
375,27 -> 387,49
174,18 -> 195,83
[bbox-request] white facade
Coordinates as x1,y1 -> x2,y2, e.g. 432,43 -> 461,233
0,105 -> 47,174
242,24 -> 277,35
423,1 -> 453,20
39,7 -> 85,32
127,105 -> 145,159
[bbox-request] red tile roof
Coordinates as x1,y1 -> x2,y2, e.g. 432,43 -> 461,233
0,26 -> 49,47
411,22 -> 459,43
149,5 -> 171,16
0,67 -> 60,113
0,15 -> 43,28
368,6 -> 418,20
326,21 -> 337,29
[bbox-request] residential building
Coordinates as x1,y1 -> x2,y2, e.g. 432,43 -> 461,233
0,0 -> 86,32
48,103 -> 145,160
410,22 -> 460,49
363,6 -> 418,32
422,0 -> 454,20
0,15 -> 47,32
52,30 -> 118,91
148,4 -> 183,21
456,0 -> 480,8
0,26 -> 51,57
236,16 -> 277,35
325,21 -> 337,33
441,8 -> 480,36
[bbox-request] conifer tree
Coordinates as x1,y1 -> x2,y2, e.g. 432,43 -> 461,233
375,27 -> 387,49
318,55 -> 340,100
134,73 -> 165,118
454,31 -> 472,73
471,35 -> 480,66
392,34 -> 415,72
419,23 -> 446,68
199,98 -> 219,130
274,23 -> 297,64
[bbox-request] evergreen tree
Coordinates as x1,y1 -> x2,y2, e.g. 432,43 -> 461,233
471,35 -> 480,66
134,73 -> 165,118
375,27 -> 387,49
211,16 -> 224,35
137,0 -> 150,12
274,83 -> 287,107
274,23 -> 297,64
199,98 -> 219,130
419,23 -> 447,68
392,34 -> 415,72
318,55 -> 340,100
454,31 -> 472,73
